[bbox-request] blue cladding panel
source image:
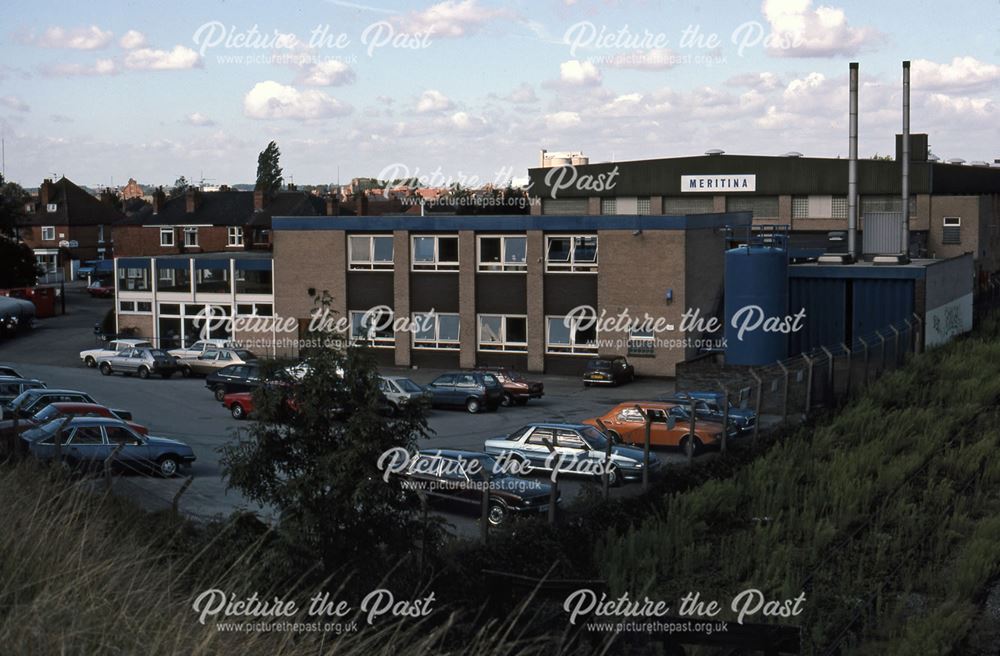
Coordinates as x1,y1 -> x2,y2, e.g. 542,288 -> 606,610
234,259 -> 273,271
851,279 -> 913,340
117,258 -> 150,269
788,278 -> 847,354
156,258 -> 190,270
725,246 -> 789,366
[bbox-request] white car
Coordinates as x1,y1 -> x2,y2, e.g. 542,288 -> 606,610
167,339 -> 233,360
80,338 -> 152,368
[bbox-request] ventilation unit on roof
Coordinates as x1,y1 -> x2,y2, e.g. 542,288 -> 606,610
948,158 -> 966,165
927,153 -> 940,162
704,149 -> 725,156
782,151 -> 803,158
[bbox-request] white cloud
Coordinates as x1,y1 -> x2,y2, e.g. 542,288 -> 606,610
416,89 -> 454,113
0,96 -> 29,112
504,83 -> 538,104
119,30 -> 147,49
40,58 -> 118,77
762,0 -> 882,57
297,59 -> 356,86
559,60 -> 601,86
401,0 -> 509,38
545,111 -> 581,130
30,25 -> 113,50
912,57 -> 1000,92
244,81 -> 352,120
186,112 -> 215,127
927,93 -> 994,117
450,111 -> 488,131
603,48 -> 679,71
124,46 -> 201,71
727,71 -> 783,91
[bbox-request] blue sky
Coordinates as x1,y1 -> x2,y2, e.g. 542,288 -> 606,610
0,0 -> 997,188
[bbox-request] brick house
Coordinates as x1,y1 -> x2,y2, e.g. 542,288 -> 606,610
17,177 -> 124,280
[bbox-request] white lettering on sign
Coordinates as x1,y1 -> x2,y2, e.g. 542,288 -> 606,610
680,174 -> 756,192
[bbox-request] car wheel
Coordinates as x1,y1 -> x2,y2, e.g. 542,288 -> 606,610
181,366 -> 193,378
608,430 -> 623,445
213,386 -> 226,402
606,465 -> 622,487
466,397 -> 481,414
231,403 -> 246,420
99,362 -> 112,376
501,392 -> 514,408
681,436 -> 703,458
138,366 -> 150,380
85,356 -> 96,368
157,456 -> 179,478
487,499 -> 507,526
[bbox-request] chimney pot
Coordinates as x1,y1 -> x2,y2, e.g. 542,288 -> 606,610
254,190 -> 266,211
152,187 -> 166,214
185,188 -> 199,213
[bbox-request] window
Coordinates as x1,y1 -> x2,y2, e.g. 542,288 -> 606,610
228,227 -> 243,247
411,235 -> 459,271
545,235 -> 598,273
137,301 -> 152,312
105,425 -> 142,446
236,303 -> 273,316
600,198 -> 617,215
119,300 -> 135,313
41,226 -> 55,241
349,235 -> 394,270
628,327 -> 655,357
69,427 -> 103,445
98,225 -> 105,243
157,266 -> 191,293
195,266 -> 230,294
25,203 -> 34,214
942,217 -> 961,245
184,227 -> 199,247
546,314 -> 597,355
477,314 -> 527,353
412,312 -> 460,350
861,196 -> 917,215
160,228 -> 174,247
235,269 -> 272,295
637,197 -> 651,215
349,309 -> 395,347
831,196 -> 848,219
663,197 -> 715,215
46,203 -> 57,213
726,196 -> 779,218
541,198 -> 588,215
791,196 -> 810,219
118,266 -> 150,291
119,300 -> 152,314
477,235 -> 527,272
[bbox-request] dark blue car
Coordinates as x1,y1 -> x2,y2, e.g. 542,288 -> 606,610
22,416 -> 196,477
665,391 -> 757,434
426,371 -> 504,413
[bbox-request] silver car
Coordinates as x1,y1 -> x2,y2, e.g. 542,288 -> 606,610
378,376 -> 430,414
98,347 -> 181,379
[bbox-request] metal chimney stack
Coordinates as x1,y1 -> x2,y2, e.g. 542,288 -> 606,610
847,62 -> 859,260
901,60 -> 910,259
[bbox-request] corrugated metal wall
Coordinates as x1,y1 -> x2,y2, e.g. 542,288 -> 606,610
788,278 -> 847,354
862,211 -> 903,255
851,278 -> 914,338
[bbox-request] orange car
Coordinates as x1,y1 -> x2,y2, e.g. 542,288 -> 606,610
583,401 -> 724,454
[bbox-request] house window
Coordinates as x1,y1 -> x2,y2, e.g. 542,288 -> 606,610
118,266 -> 150,292
600,198 -> 617,215
545,314 -> 598,355
160,228 -> 174,247
412,312 -> 460,350
627,328 -> 656,357
98,225 -> 105,243
545,235 -> 598,273
942,217 -> 961,245
41,226 -> 55,241
477,235 -> 527,272
349,235 -> 394,270
183,228 -> 199,247
791,196 -> 810,218
46,203 -> 57,213
477,314 -> 527,353
118,300 -> 152,314
349,309 -> 395,347
25,203 -> 34,213
35,252 -> 58,273
411,235 -> 459,271
636,197 -> 651,215
228,227 -> 243,247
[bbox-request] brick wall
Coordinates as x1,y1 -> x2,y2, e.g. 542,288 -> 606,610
113,225 -> 237,257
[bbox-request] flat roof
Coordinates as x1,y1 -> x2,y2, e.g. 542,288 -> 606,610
272,212 -> 751,232
789,257 -> 955,279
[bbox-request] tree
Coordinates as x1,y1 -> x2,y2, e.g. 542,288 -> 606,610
0,240 -> 41,287
220,293 -> 438,591
100,188 -> 123,212
255,141 -> 283,198
0,174 -> 29,239
170,176 -> 189,199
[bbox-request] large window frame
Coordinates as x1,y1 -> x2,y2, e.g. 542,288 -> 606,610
41,226 -> 55,241
227,227 -> 243,247
477,235 -> 527,272
159,227 -> 174,247
545,314 -> 598,355
349,235 -> 394,270
477,314 -> 528,353
545,235 -> 598,273
183,227 -> 199,247
411,235 -> 459,272
412,312 -> 460,350
349,309 -> 395,348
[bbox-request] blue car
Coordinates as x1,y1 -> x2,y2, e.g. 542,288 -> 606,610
484,422 -> 659,486
22,416 -> 196,477
665,391 -> 757,434
426,371 -> 504,413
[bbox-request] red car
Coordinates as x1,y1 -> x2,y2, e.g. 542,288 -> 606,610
86,280 -> 114,298
222,391 -> 298,420
0,401 -> 148,442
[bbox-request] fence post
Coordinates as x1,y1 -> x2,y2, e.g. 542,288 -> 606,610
638,405 -> 652,491
912,312 -> 923,354
859,337 -> 870,387
717,381 -> 729,456
842,342 -> 852,399
820,346 -> 835,406
596,418 -> 612,498
889,325 -> 901,368
172,475 -> 194,512
802,353 -> 814,416
480,466 -> 490,544
777,361 -> 790,426
686,399 -> 697,465
903,318 -> 913,360
876,330 -> 886,374
749,368 -> 762,447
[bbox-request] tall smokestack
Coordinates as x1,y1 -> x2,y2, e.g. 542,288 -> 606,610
847,62 -> 859,260
901,60 -> 910,259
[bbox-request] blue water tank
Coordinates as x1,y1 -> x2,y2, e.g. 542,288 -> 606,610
724,245 -> 789,365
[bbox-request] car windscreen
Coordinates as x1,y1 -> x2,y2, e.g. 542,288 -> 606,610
235,350 -> 256,360
395,378 -> 423,393
32,405 -> 63,421
586,360 -> 612,370
465,454 -> 507,479
8,390 -> 33,408
580,426 -> 610,450
148,350 -> 171,358
482,374 -> 501,387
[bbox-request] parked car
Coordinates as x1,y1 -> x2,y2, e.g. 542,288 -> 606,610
0,401 -> 146,443
379,376 -> 431,414
582,356 -> 635,386
86,279 -> 114,298
0,376 -> 46,404
664,391 -> 757,434
76,260 -> 97,280
206,362 -> 267,401
394,449 -> 558,526
168,338 -> 234,360
426,372 -> 504,413
659,402 -> 741,440
0,365 -> 22,378
3,389 -> 98,420
583,401 -> 725,455
80,338 -> 152,368
222,391 -> 300,420
483,422 -> 659,486
475,367 -> 544,407
21,416 -> 195,477
98,347 -> 181,379
179,348 -> 257,377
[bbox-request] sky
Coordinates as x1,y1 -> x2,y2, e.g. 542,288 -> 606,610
0,0 -> 997,189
